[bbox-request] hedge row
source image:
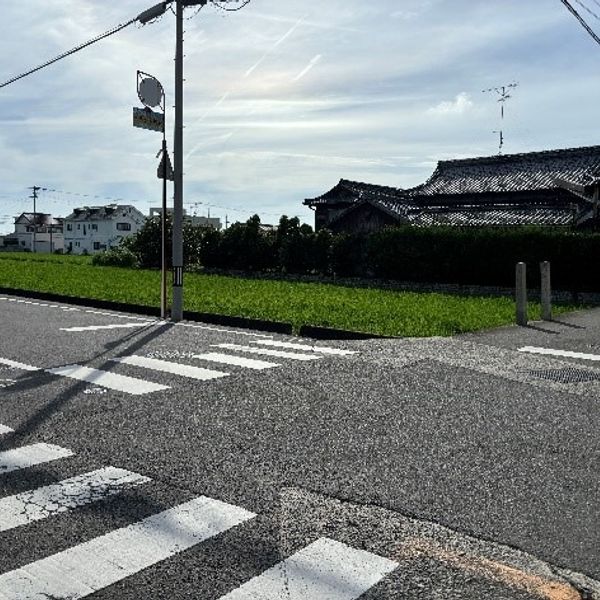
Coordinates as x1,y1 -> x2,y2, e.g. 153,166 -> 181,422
109,215 -> 600,292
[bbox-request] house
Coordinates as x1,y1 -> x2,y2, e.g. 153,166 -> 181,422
304,145 -> 600,234
63,205 -> 146,254
3,213 -> 64,252
148,208 -> 222,230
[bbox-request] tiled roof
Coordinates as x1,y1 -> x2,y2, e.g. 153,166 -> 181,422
408,145 -> 600,197
404,206 -> 575,227
304,179 -> 403,206
64,205 -> 134,221
15,213 -> 62,226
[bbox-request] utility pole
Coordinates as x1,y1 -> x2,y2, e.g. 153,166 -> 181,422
172,0 -> 187,321
172,0 -> 245,321
29,186 -> 40,253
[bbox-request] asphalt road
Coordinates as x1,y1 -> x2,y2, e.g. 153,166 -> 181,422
0,293 -> 598,599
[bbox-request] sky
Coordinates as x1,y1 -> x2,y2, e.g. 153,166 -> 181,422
1,0 -> 599,233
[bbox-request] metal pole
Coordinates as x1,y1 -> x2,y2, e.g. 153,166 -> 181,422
172,0 -> 184,321
31,186 -> 39,253
540,261 -> 552,321
516,262 -> 528,326
161,136 -> 168,319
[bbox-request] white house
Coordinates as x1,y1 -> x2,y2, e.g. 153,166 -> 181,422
63,205 -> 146,254
3,213 -> 64,253
148,207 -> 222,230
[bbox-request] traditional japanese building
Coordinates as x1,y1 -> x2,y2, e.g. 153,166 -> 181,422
304,145 -> 600,233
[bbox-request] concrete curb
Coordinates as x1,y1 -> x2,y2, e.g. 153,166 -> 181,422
298,324 -> 393,340
0,287 -> 390,339
0,287 -> 294,335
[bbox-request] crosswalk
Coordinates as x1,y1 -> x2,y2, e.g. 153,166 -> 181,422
0,340 -> 358,396
0,422 -> 397,599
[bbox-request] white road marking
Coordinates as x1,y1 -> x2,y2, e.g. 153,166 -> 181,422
214,344 -> 321,362
0,424 -> 14,435
0,357 -> 39,372
176,321 -> 273,338
0,467 -> 151,532
0,496 -> 256,599
0,443 -> 74,475
519,346 -> 600,362
252,340 -> 358,356
112,355 -> 229,381
47,365 -> 169,395
82,309 -> 156,322
219,537 -> 398,600
60,323 -> 155,332
193,352 -> 280,370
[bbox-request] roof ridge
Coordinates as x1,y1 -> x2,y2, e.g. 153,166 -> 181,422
438,144 -> 600,168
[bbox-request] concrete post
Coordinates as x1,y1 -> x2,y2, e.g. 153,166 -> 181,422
540,261 -> 552,321
516,262 -> 527,326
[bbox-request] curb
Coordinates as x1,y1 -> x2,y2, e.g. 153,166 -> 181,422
0,287 -> 293,334
0,287 -> 388,339
298,324 -> 393,340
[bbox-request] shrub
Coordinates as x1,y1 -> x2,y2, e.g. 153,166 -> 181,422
91,247 -> 139,268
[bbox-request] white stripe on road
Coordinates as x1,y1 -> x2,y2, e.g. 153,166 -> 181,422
0,443 -> 74,475
519,346 -> 600,362
0,467 -> 151,532
214,344 -> 321,362
0,424 -> 14,435
46,365 -> 169,395
0,357 -> 39,372
60,323 -> 155,332
219,537 -> 398,600
112,355 -> 229,381
0,496 -> 256,600
252,340 -> 357,356
193,352 -> 280,370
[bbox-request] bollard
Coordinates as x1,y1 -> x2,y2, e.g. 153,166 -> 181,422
540,261 -> 552,321
516,262 -> 528,326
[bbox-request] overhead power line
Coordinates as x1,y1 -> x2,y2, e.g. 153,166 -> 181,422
0,2 -> 171,89
573,0 -> 600,21
560,0 -> 600,46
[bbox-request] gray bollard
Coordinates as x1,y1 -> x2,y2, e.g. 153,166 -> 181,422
540,261 -> 552,321
516,262 -> 528,326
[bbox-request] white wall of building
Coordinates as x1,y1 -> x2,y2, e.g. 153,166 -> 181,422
64,205 -> 146,254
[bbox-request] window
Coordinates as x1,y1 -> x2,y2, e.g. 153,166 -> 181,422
26,226 -> 34,232
93,242 -> 101,250
91,224 -> 98,231
116,222 -> 131,231
75,242 -> 80,247
77,224 -> 81,230
66,224 -> 72,231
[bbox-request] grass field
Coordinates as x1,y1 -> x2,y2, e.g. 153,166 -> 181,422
0,252 -> 582,336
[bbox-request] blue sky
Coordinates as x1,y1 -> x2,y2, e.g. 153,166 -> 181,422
1,0 -> 599,233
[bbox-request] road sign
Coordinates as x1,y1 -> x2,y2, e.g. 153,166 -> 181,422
133,107 -> 164,133
157,149 -> 174,181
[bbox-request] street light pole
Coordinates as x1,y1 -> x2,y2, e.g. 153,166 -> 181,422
172,0 -> 185,321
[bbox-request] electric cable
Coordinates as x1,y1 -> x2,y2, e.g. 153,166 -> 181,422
0,19 -> 136,89
212,0 -> 252,12
573,0 -> 600,21
560,0 -> 600,46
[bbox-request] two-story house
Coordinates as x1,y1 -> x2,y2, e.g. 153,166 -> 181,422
3,213 -> 64,252
63,205 -> 146,254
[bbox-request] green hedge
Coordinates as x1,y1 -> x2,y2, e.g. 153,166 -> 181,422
366,226 -> 596,290
108,215 -> 600,291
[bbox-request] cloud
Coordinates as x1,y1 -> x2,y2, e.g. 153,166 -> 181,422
292,54 -> 322,82
428,93 -> 474,116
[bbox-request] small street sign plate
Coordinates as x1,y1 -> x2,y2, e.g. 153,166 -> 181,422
133,107 -> 164,133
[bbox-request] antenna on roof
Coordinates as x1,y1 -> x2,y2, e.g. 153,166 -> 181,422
493,130 -> 504,155
483,82 -> 518,155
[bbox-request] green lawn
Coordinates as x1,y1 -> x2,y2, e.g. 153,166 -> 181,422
0,252 -> 582,336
